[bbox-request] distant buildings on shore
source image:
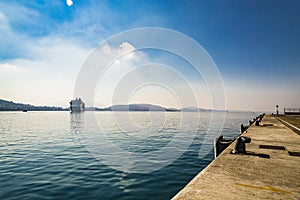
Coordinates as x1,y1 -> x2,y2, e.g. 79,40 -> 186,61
284,108 -> 300,115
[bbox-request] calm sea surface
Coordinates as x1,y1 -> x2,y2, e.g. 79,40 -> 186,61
0,111 -> 257,200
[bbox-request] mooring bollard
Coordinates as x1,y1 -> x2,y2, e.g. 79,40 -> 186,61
240,124 -> 249,133
231,136 -> 251,154
240,124 -> 244,133
255,120 -> 260,126
214,135 -> 235,158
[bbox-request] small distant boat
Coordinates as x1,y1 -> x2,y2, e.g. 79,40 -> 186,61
23,110 -> 28,112
70,98 -> 85,113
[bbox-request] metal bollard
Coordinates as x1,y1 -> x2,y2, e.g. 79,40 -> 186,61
255,120 -> 260,126
231,136 -> 251,154
241,124 -> 249,133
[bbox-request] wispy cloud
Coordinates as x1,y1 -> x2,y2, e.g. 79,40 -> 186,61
0,62 -> 18,71
1,1 -> 298,111
91,41 -> 211,109
0,4 -> 91,106
0,1 -> 97,106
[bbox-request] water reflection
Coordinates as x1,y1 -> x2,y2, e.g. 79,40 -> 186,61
70,112 -> 84,134
118,171 -> 132,193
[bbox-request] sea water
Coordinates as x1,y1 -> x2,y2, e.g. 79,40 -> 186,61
0,111 -> 257,200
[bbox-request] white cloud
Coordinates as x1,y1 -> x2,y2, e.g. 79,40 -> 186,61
0,16 -> 91,106
119,42 -> 135,52
91,42 -> 211,109
0,3 -> 211,109
0,5 -> 36,59
0,7 -> 213,109
1,38 -> 91,106
56,1 -> 114,46
0,2 -> 104,106
0,2 -> 40,26
0,63 -> 18,70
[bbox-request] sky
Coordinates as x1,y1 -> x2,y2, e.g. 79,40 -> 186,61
0,0 -> 299,112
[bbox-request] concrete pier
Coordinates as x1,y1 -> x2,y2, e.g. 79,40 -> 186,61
172,115 -> 300,200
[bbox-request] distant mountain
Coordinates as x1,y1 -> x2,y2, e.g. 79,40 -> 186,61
0,99 -> 67,111
104,104 -> 226,112
181,106 -> 209,112
85,107 -> 106,111
105,104 -> 180,112
0,98 -> 229,112
181,106 -> 227,112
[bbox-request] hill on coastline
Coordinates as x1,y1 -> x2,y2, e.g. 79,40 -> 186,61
0,99 -> 67,111
0,99 -> 231,112
105,104 -> 180,112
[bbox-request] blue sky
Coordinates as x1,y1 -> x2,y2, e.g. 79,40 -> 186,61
0,0 -> 299,111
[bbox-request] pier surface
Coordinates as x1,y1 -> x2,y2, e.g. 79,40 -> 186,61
172,115 -> 300,200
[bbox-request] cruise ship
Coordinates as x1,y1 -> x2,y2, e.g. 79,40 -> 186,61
69,98 -> 85,112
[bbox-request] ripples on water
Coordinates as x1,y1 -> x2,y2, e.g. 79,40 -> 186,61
0,111 -> 257,200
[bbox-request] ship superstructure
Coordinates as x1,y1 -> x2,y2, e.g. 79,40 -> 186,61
70,98 -> 85,112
